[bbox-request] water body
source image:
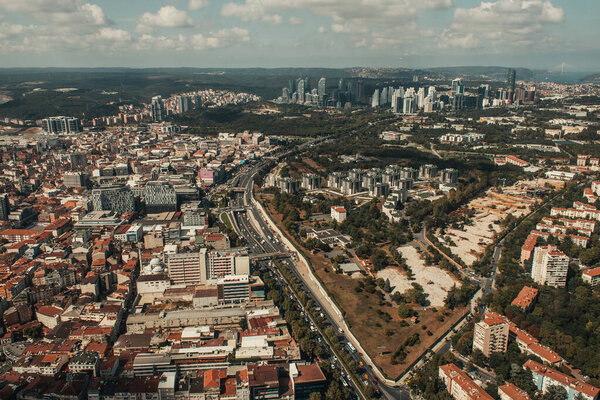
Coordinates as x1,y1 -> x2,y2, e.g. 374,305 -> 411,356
532,72 -> 592,84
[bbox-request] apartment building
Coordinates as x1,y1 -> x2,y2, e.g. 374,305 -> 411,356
439,363 -> 494,400
511,286 -> 539,312
166,249 -> 207,286
524,360 -> 599,400
531,245 -> 569,288
473,312 -> 510,357
582,267 -> 600,286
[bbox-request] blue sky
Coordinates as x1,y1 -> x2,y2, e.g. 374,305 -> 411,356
0,0 -> 597,71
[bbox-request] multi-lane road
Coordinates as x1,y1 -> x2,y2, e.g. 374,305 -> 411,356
220,160 -> 411,400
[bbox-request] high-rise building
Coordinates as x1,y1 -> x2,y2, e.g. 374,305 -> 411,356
451,79 -> 465,96
175,95 -> 192,113
403,88 -> 416,115
507,68 -> 517,93
92,186 -> 136,216
144,181 -> 178,213
371,89 -> 380,108
380,87 -> 388,106
317,77 -> 326,98
417,87 -> 426,109
297,79 -> 305,103
338,78 -> 344,91
41,116 -> 81,134
0,194 -> 9,221
472,312 -> 509,357
531,245 -> 569,287
151,96 -> 165,122
166,249 -> 207,286
282,87 -> 290,102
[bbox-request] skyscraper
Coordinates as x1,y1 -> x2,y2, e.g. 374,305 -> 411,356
297,79 -> 305,103
507,68 -> 516,93
371,89 -> 380,108
151,96 -> 165,122
451,79 -> 464,96
380,87 -> 388,106
317,77 -> 326,97
175,95 -> 192,113
338,78 -> 344,91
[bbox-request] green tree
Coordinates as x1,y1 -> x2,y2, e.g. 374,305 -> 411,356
543,385 -> 568,400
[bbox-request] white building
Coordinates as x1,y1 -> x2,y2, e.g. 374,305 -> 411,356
531,245 -> 569,288
331,206 -> 347,223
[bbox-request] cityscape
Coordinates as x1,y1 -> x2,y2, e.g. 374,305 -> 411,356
1,1 -> 600,400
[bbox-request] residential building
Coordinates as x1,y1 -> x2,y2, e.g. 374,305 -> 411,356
582,267 -> 600,286
524,360 -> 599,400
499,383 -> 530,400
331,206 -> 347,223
531,245 -> 569,288
511,286 -> 539,312
439,363 -> 494,400
473,312 -> 510,357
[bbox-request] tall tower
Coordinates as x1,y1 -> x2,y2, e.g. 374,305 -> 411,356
318,77 -> 326,97
151,96 -> 165,122
507,68 -> 516,93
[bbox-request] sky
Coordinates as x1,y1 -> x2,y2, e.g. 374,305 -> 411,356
0,0 -> 597,71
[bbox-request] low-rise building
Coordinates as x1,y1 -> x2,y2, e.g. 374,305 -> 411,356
524,359 -> 599,400
439,363 -> 494,400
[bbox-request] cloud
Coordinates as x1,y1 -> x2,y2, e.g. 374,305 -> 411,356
317,26 -> 326,34
289,16 -> 302,25
0,0 -> 110,25
441,0 -> 564,49
190,27 -> 250,49
137,6 -> 194,32
134,28 -> 249,51
189,0 -> 210,11
261,14 -> 283,24
221,0 -> 453,33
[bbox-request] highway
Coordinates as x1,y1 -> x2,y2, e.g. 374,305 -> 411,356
222,159 -> 410,400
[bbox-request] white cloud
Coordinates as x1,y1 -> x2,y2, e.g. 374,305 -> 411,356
134,28 -> 249,52
441,0 -> 564,49
137,6 -> 194,32
261,14 -> 283,24
0,0 -> 110,25
189,0 -> 210,11
289,16 -> 302,25
317,26 -> 326,34
190,27 -> 250,49
221,0 -> 452,33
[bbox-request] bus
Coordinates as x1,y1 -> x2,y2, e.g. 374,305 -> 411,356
345,342 -> 357,353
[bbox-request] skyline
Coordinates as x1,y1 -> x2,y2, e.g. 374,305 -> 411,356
0,0 -> 598,71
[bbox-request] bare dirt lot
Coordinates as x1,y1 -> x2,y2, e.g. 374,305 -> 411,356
377,245 -> 458,308
444,187 -> 535,266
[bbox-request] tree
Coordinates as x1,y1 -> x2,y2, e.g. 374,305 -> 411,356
398,303 -> 413,318
543,385 -> 567,400
309,392 -> 323,400
384,278 -> 392,293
